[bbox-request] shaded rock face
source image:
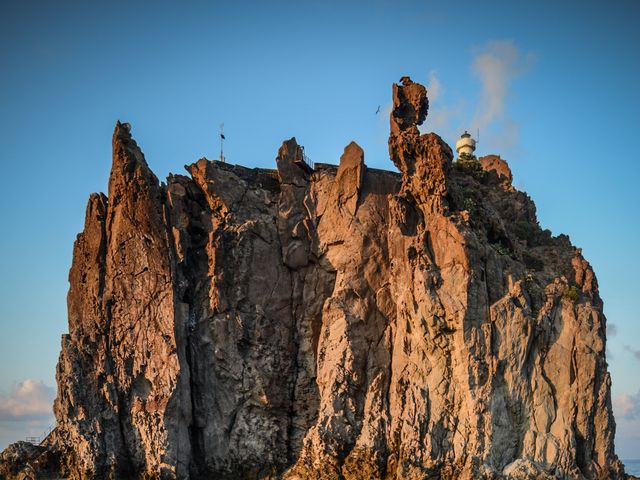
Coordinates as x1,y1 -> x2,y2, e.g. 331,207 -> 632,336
0,79 -> 626,480
0,441 -> 64,480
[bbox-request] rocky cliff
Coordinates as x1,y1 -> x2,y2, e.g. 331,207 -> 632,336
0,77 -> 627,480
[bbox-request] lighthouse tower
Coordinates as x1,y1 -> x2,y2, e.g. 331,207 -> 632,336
455,131 -> 476,158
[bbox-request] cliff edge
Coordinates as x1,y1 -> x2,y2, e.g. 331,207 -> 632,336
0,78 -> 627,480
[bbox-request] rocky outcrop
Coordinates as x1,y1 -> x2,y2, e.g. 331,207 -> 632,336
480,154 -> 513,187
0,79 -> 626,479
0,441 -> 64,480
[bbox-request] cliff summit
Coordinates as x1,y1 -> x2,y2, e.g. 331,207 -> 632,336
0,78 -> 627,480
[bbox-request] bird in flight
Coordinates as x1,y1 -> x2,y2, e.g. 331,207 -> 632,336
375,105 -> 381,114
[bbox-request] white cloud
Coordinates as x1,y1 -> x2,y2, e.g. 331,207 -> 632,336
616,420 -> 640,460
614,390 -> 640,420
470,41 -> 532,129
470,40 -> 535,155
421,40 -> 534,157
426,70 -> 442,103
613,389 -> 640,458
0,379 -> 55,422
624,345 -> 640,361
423,70 -> 465,139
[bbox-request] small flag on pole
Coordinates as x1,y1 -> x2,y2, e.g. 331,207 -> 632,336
219,123 -> 225,163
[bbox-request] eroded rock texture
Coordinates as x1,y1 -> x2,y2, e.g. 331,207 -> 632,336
0,79 -> 627,479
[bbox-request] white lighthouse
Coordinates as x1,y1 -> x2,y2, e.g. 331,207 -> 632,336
455,131 -> 476,158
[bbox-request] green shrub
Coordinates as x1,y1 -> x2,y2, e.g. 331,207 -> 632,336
563,285 -> 579,301
464,197 -> 476,212
513,221 -> 539,243
522,251 -> 544,271
456,153 -> 487,180
461,186 -> 476,197
491,242 -> 512,256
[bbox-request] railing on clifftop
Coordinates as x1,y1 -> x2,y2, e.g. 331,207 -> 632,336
24,424 -> 54,445
295,145 -> 314,173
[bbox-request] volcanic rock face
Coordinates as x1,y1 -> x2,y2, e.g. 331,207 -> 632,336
0,79 -> 627,480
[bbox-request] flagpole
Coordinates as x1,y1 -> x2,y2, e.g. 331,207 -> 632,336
219,123 -> 225,163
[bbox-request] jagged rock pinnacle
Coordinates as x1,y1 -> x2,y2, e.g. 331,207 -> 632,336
390,75 -> 429,135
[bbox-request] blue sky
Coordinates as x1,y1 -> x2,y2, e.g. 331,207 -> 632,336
1,0 -> 639,459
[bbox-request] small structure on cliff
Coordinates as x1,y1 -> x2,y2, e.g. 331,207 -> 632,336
294,144 -> 314,173
455,130 -> 476,158
219,123 -> 226,163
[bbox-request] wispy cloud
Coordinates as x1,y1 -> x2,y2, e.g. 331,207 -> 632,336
614,390 -> 640,419
426,70 -> 442,103
470,41 -> 534,130
624,345 -> 640,361
470,40 -> 535,155
0,379 -> 55,422
422,40 -> 535,157
614,389 -> 640,459
423,70 -> 465,140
